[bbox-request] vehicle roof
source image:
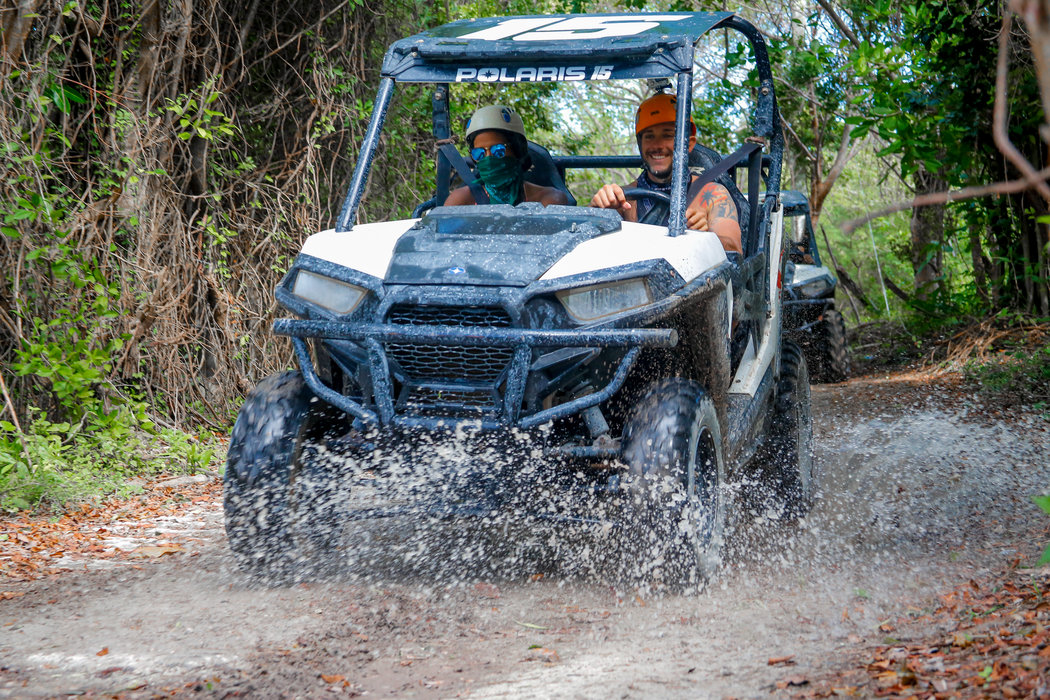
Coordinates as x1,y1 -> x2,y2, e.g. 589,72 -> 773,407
781,190 -> 810,215
382,12 -> 735,83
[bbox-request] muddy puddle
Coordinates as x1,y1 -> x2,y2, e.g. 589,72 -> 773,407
1,376 -> 1048,698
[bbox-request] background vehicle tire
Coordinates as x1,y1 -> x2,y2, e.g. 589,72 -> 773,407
223,371 -> 350,583
763,342 -> 815,519
813,308 -> 850,383
620,378 -> 725,589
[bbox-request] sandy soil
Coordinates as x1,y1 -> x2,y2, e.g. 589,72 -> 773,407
2,373 -> 1048,699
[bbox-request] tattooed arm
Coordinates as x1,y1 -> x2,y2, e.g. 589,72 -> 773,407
686,181 -> 742,254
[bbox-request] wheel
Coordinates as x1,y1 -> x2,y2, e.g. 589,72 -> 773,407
814,308 -> 850,383
621,187 -> 671,226
223,371 -> 351,582
620,378 -> 725,589
763,342 -> 815,519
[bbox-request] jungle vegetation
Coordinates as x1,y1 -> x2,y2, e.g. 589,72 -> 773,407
1,0 -> 1047,508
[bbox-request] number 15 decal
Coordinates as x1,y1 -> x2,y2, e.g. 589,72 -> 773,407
459,15 -> 690,42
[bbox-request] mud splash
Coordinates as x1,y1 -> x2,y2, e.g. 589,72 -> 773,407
2,376 -> 1048,698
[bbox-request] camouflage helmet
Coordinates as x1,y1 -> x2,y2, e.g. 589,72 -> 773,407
465,105 -> 527,143
465,104 -> 531,170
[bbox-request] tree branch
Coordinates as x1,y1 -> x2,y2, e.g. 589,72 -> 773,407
781,116 -> 817,161
812,122 -> 857,212
0,372 -> 33,475
815,0 -> 861,48
994,10 -> 1050,203
1012,0 -> 1050,125
841,165 -> 1050,233
843,6 -> 1050,234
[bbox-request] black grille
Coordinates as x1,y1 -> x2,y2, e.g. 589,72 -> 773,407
387,305 -> 512,328
385,305 -> 515,384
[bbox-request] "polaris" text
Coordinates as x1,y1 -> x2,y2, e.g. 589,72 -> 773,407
454,65 -> 613,83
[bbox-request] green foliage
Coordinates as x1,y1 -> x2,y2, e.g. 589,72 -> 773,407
1033,495 -> 1050,565
963,336 -> 1050,416
842,0 -> 1047,315
0,410 -> 223,512
0,79 -> 226,511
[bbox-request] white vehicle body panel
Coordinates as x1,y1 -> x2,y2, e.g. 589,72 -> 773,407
540,222 -> 727,282
299,218 -> 727,285
730,205 -> 784,397
791,262 -> 832,285
301,220 -> 420,279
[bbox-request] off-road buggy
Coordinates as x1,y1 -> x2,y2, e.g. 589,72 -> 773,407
781,190 -> 850,383
224,12 -> 814,586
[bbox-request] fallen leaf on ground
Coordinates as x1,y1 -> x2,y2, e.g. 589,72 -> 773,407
768,655 -> 796,666
321,674 -> 345,683
96,647 -> 109,656
525,647 -> 559,663
514,620 -> 548,630
130,544 -> 182,558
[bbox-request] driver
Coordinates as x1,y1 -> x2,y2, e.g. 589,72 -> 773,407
589,94 -> 742,254
445,105 -> 568,207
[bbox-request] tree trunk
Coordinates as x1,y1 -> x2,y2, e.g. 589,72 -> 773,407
970,213 -> 990,306
809,123 -> 857,230
1,0 -> 42,66
909,164 -> 946,300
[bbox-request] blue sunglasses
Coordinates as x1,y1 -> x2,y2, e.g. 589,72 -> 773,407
470,143 -> 509,161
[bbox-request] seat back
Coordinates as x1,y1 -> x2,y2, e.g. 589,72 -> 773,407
524,141 -> 577,206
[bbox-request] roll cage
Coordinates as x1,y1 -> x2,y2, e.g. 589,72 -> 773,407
334,11 -> 783,255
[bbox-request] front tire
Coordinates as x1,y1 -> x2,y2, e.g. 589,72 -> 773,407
620,379 -> 725,588
223,371 -> 350,582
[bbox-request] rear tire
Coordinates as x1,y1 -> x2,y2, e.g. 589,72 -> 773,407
223,371 -> 351,583
763,342 -> 815,519
621,379 -> 725,589
814,309 -> 850,383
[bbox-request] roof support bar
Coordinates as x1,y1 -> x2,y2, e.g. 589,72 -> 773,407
336,77 -> 396,232
431,84 -> 452,206
668,70 -> 693,237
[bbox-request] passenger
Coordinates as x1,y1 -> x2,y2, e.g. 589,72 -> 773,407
589,94 -> 742,254
445,105 -> 568,207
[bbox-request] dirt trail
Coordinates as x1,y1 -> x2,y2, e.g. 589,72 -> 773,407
2,373 -> 1048,699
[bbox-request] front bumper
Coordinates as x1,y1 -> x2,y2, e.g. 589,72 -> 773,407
274,318 -> 678,430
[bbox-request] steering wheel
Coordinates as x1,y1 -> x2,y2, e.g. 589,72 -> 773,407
621,187 -> 672,226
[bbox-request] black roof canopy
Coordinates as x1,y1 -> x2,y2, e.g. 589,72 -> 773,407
382,12 -> 736,83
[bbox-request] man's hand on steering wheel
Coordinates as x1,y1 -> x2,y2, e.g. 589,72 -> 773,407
590,184 -> 633,219
620,187 -> 671,226
591,185 -> 674,226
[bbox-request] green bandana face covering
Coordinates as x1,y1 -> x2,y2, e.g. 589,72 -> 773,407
476,156 -> 525,205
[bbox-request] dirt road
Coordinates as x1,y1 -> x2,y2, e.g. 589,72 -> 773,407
2,373 -> 1049,699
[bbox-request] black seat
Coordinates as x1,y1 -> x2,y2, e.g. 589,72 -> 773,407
524,141 -> 577,206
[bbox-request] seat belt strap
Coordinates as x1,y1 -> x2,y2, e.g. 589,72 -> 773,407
438,142 -> 489,205
685,142 -> 762,203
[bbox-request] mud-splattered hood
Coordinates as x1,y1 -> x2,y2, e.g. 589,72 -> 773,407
384,204 -> 622,286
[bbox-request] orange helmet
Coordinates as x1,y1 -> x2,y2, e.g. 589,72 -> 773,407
635,93 -> 696,137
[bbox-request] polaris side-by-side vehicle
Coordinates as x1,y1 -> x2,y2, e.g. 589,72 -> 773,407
224,12 -> 815,586
781,190 -> 850,383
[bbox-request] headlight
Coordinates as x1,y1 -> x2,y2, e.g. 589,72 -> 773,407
798,278 -> 832,299
292,270 -> 366,314
557,278 -> 652,322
